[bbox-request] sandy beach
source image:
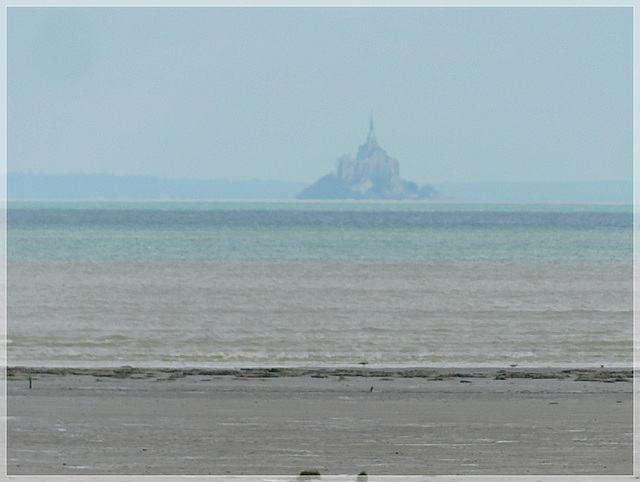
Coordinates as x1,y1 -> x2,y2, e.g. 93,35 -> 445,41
6,366 -> 633,480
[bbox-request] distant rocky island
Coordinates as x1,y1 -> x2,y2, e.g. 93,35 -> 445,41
297,119 -> 441,200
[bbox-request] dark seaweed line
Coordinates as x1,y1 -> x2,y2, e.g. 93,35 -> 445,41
6,365 -> 633,382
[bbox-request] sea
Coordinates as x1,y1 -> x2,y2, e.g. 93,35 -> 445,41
6,201 -> 633,369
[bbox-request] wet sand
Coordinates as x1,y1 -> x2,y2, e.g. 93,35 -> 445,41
6,366 -> 634,479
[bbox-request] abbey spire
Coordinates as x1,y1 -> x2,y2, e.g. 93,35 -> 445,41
359,115 -> 380,160
368,114 -> 376,142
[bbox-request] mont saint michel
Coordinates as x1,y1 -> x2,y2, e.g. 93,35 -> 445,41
297,120 -> 440,200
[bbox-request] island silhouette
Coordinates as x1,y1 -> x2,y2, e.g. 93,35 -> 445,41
297,118 -> 441,200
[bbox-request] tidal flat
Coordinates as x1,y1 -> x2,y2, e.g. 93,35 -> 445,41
6,367 -> 633,478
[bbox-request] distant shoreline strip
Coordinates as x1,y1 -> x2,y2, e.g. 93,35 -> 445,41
6,366 -> 633,382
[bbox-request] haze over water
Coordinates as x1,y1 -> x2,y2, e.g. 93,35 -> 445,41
7,201 -> 632,369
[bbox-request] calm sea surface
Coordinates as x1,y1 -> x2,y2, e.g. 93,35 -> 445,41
7,201 -> 633,368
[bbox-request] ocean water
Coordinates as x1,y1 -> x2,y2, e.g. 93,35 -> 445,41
7,201 -> 633,368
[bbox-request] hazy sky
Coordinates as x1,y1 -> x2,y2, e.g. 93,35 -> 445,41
8,6 -> 632,184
